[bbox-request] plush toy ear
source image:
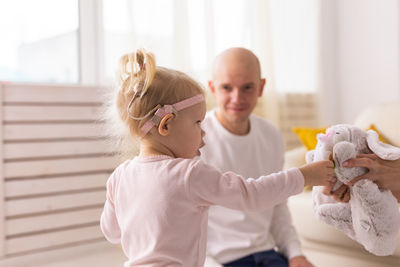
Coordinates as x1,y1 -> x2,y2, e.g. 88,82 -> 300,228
366,130 -> 400,160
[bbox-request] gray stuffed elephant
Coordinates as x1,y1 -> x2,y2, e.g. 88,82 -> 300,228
307,124 -> 400,256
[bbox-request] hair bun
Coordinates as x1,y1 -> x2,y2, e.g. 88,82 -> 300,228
136,51 -> 145,70
117,48 -> 155,95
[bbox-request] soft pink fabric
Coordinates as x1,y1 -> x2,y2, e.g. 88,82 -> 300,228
100,156 -> 304,267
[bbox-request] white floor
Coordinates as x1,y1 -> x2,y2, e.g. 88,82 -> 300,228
303,249 -> 398,267
1,241 -> 399,267
300,240 -> 400,267
0,242 -> 126,267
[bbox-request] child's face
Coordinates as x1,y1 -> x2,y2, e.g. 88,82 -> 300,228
168,101 -> 206,159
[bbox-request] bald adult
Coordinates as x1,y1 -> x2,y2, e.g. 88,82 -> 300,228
212,47 -> 262,79
208,48 -> 265,135
201,48 -> 315,267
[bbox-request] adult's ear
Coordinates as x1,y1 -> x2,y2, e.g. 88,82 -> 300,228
258,78 -> 266,97
208,80 -> 216,96
158,114 -> 175,136
367,130 -> 400,160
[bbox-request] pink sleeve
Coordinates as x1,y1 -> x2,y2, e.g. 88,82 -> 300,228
186,160 -> 304,210
100,172 -> 121,244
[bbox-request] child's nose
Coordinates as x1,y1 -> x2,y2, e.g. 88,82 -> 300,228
201,128 -> 206,137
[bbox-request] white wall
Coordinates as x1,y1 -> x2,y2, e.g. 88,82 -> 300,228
320,0 -> 400,125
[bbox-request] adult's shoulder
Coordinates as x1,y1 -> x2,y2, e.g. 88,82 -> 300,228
201,109 -> 222,136
202,109 -> 216,125
251,114 -> 284,149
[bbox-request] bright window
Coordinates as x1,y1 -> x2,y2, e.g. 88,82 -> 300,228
0,0 -> 319,92
101,0 -> 319,92
270,0 -> 319,92
102,0 -> 175,83
0,0 -> 79,83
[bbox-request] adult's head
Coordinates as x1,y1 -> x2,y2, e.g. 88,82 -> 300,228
208,47 -> 266,135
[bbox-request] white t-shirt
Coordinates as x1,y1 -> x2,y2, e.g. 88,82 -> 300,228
200,110 -> 303,264
100,155 -> 304,267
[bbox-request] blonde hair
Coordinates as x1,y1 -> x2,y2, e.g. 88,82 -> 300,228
107,48 -> 204,154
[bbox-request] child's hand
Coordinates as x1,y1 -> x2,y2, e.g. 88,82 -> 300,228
299,160 -> 335,187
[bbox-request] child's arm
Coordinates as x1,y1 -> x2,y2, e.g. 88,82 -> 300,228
100,175 -> 121,244
186,160 -> 334,211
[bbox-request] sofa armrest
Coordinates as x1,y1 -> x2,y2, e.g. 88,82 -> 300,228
354,101 -> 400,147
284,146 -> 307,170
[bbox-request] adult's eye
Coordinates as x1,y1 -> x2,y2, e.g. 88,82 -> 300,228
243,85 -> 254,91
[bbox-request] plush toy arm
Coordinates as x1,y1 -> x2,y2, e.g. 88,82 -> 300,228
333,141 -> 367,184
312,186 -> 355,239
314,202 -> 355,239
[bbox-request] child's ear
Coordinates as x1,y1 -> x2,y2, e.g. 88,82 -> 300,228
158,114 -> 175,136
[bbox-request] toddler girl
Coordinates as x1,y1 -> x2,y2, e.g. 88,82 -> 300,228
100,48 -> 334,267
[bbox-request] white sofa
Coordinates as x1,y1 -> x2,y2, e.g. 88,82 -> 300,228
285,101 -> 400,267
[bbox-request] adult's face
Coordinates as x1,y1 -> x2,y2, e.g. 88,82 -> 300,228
209,50 -> 265,133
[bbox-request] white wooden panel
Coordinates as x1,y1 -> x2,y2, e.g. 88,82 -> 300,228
4,140 -> 116,159
4,123 -> 106,141
6,207 -> 103,236
282,107 -> 317,116
281,119 -> 318,128
4,105 -> 103,122
0,83 -> 6,256
279,93 -> 318,151
5,156 -> 118,178
6,191 -> 105,217
5,173 -> 109,197
6,225 -> 103,255
3,83 -> 105,103
284,93 -> 316,104
0,83 -> 116,258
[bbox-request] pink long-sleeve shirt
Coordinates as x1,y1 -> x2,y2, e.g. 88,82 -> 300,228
100,155 -> 304,267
